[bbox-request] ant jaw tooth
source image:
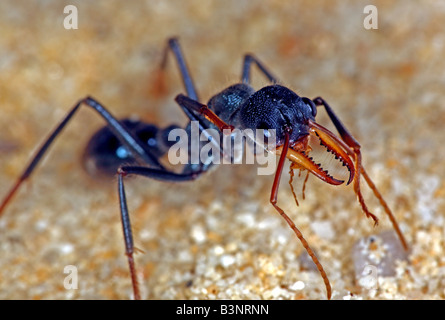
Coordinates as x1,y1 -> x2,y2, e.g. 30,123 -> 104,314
308,122 -> 355,185
279,146 -> 344,186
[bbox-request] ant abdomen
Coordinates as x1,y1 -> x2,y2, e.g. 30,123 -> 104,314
83,119 -> 179,177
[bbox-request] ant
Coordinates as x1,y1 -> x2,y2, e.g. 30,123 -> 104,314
0,38 -> 408,300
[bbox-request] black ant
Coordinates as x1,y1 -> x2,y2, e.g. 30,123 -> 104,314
0,38 -> 408,300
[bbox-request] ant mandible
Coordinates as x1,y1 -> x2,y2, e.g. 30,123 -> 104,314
0,38 -> 408,300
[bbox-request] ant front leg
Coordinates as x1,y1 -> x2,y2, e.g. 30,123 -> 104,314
312,97 -> 408,250
270,131 -> 332,300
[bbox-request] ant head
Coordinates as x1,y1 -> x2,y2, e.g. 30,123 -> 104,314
240,85 -> 316,146
239,85 -> 355,185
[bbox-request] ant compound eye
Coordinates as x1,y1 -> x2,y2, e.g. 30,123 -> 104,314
302,97 -> 317,117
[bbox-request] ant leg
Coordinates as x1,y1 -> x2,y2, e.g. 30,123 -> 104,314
312,97 -> 376,221
153,37 -> 199,101
312,97 -> 360,150
175,94 -> 234,132
117,165 -> 205,299
160,37 -> 223,144
312,97 -> 408,250
270,131 -> 332,300
241,54 -> 279,85
162,37 -> 200,101
0,96 -> 163,216
159,38 -> 241,165
155,38 -> 220,157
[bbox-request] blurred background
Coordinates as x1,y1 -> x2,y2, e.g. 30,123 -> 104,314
0,0 -> 443,299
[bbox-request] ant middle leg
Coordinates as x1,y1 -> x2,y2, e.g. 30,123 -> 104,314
153,37 -> 199,101
115,104 -> 230,299
117,165 -> 206,300
154,38 -> 224,155
241,54 -> 279,85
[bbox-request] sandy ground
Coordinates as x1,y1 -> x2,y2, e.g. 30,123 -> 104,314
0,0 -> 444,300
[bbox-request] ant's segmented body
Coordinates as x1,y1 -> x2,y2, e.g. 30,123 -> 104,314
0,38 -> 408,299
